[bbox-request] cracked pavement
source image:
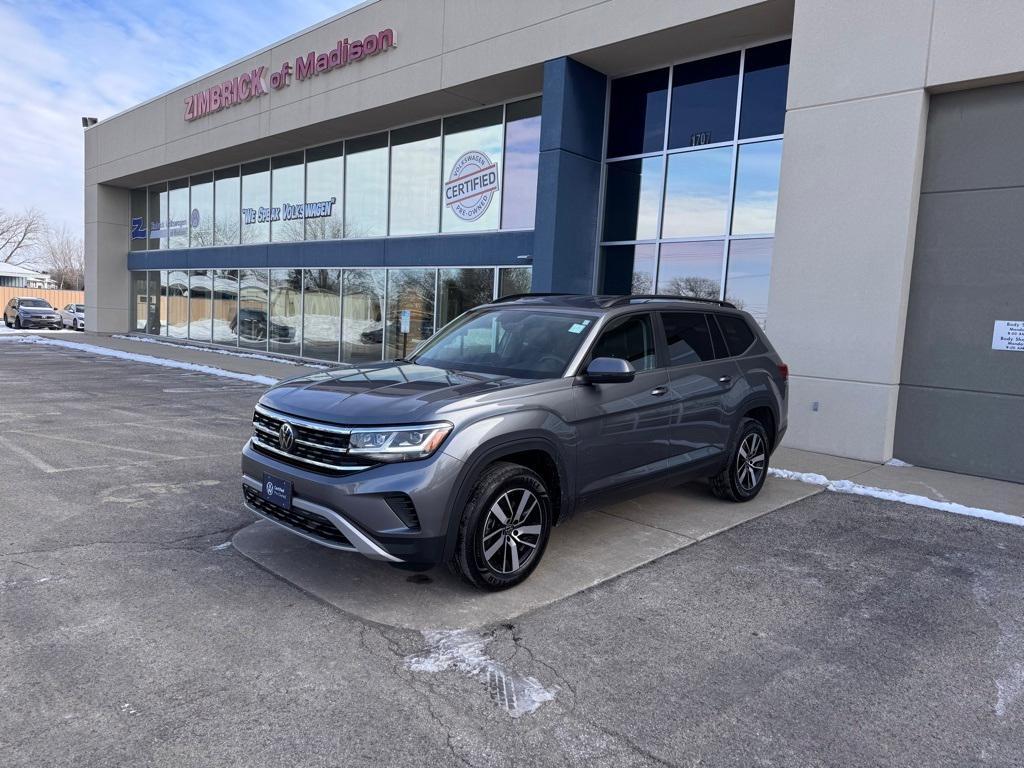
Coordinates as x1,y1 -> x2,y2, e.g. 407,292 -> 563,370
2,341 -> 1024,767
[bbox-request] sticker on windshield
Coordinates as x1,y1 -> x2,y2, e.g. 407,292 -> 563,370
568,323 -> 587,334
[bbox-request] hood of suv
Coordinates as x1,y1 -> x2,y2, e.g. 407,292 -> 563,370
258,362 -> 536,424
19,307 -> 57,316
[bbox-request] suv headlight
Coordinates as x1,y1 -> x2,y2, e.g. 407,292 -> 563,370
348,423 -> 452,462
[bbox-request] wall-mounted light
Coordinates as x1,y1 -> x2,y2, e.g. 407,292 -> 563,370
81,117 -> 98,128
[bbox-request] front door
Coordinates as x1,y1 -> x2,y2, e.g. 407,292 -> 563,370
573,312 -> 673,496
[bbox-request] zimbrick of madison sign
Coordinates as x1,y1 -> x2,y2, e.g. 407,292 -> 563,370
184,28 -> 396,122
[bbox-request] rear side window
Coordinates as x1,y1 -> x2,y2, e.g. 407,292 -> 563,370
661,312 -> 717,365
590,313 -> 657,371
716,314 -> 757,356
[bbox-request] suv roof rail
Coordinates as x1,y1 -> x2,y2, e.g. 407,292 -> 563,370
600,294 -> 737,309
490,292 -> 579,304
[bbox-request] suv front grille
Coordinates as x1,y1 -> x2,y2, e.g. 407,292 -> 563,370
243,485 -> 353,547
251,405 -> 379,474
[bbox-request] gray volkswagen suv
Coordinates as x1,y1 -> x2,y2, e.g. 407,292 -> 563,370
241,295 -> 788,590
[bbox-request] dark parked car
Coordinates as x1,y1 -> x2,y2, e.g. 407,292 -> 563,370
230,308 -> 295,343
4,297 -> 63,330
241,295 -> 788,590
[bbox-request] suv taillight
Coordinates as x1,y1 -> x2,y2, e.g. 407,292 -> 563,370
777,362 -> 789,382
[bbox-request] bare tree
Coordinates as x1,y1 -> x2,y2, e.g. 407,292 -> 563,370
36,225 -> 85,290
0,208 -> 44,265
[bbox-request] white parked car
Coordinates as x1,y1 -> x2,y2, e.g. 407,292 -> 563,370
59,303 -> 86,330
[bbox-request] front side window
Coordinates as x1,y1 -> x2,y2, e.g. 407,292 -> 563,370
414,309 -> 594,379
589,314 -> 656,372
661,312 -> 716,366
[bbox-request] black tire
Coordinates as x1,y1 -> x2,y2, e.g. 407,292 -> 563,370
710,417 -> 770,502
3,316 -> 10,328
449,461 -> 552,591
14,315 -> 21,329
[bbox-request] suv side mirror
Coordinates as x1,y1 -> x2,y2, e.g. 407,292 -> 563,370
586,357 -> 636,384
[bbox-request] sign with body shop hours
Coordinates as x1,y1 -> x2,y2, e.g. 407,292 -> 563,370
992,320 -> 1024,352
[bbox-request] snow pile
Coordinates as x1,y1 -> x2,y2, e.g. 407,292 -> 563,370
3,335 -> 279,386
768,468 -> 1024,528
884,458 -> 914,467
405,629 -> 557,718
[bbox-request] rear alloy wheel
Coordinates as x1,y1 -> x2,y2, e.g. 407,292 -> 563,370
450,462 -> 552,590
710,417 -> 769,502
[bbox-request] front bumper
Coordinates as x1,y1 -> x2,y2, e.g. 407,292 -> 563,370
21,316 -> 61,328
241,439 -> 464,565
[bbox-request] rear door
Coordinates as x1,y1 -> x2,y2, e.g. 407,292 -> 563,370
573,312 -> 673,496
660,311 -> 740,467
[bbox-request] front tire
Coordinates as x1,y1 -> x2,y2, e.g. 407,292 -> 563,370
710,418 -> 769,502
14,316 -> 21,329
3,316 -> 11,328
449,462 -> 552,591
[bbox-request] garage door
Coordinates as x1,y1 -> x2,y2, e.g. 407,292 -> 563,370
895,81 -> 1024,483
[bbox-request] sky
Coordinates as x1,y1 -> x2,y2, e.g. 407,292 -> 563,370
0,0 -> 363,238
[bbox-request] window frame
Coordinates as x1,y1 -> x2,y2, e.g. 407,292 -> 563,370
578,311 -> 664,374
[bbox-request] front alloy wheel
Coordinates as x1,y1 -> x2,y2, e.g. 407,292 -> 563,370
450,462 -> 552,590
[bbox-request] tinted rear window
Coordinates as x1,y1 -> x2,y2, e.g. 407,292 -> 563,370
716,314 -> 757,356
661,312 -> 716,365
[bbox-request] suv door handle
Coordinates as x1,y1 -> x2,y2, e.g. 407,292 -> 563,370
718,375 -> 733,385
650,386 -> 668,397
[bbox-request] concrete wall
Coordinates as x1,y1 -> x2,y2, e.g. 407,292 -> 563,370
771,0 -> 1024,463
894,82 -> 1024,482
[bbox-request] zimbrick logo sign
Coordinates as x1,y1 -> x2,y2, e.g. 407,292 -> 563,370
184,28 -> 396,122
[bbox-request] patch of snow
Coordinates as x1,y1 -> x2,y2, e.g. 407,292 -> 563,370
405,630 -> 557,718
111,334 -> 331,369
3,335 -> 279,386
768,468 -> 1024,528
885,458 -> 914,467
211,541 -> 232,551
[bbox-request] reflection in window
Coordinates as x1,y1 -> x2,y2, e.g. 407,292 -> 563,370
214,167 -> 240,245
389,121 -> 441,235
662,147 -> 733,238
148,184 -> 167,250
130,189 -> 147,252
303,269 -> 341,361
342,269 -> 385,363
271,152 -> 305,243
438,268 -> 494,328
602,157 -> 664,241
146,271 -> 161,334
269,269 -> 302,356
599,244 -> 657,295
386,268 -> 435,359
668,52 -> 740,149
739,40 -> 791,139
237,269 -> 269,351
305,143 -> 344,241
213,269 -> 238,345
606,69 -> 668,158
168,179 -> 189,249
726,239 -> 772,327
498,267 -> 532,298
188,269 -> 213,342
190,173 -> 214,247
442,107 -> 503,233
131,271 -> 147,331
732,140 -> 782,235
345,133 -> 388,238
656,241 -> 724,298
241,159 -> 270,244
501,98 -> 541,230
166,270 -> 189,338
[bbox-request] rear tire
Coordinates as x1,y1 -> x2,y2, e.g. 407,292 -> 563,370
449,462 -> 552,591
710,417 -> 769,502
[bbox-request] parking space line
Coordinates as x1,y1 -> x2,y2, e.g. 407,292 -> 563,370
5,430 -> 185,460
0,434 -> 58,473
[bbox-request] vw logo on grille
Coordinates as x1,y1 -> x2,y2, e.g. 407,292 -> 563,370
278,422 -> 296,453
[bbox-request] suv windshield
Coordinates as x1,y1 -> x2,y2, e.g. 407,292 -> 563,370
19,299 -> 51,308
412,308 -> 595,378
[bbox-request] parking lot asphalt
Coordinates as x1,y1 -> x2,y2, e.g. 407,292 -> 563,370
2,340 -> 1023,767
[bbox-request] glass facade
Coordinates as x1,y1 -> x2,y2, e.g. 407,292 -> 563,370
130,266 -> 531,362
128,97 -> 540,250
600,40 -> 789,327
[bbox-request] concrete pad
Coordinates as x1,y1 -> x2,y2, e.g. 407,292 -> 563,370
773,446 -> 877,480
851,464 -> 1024,519
232,476 -> 815,630
601,477 -> 822,540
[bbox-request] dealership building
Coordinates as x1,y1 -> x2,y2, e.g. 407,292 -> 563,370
84,0 -> 1023,483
